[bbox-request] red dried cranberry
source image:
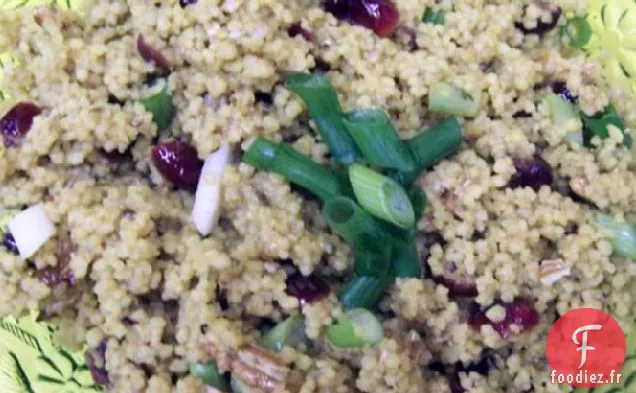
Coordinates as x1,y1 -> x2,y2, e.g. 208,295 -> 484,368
509,155 -> 553,190
437,276 -> 478,297
447,373 -> 465,393
323,0 -> 350,20
86,339 -> 110,386
285,273 -> 330,304
1,102 -> 42,147
287,23 -> 313,41
515,2 -> 562,35
323,0 -> 400,38
151,140 -> 203,190
3,233 -> 19,255
505,298 -> 540,329
469,298 -> 539,339
99,148 -> 129,163
137,35 -> 172,73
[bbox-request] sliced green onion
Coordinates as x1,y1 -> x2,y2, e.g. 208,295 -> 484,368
326,309 -> 384,348
392,117 -> 464,186
342,109 -> 416,172
260,315 -> 307,353
408,187 -> 427,223
322,196 -> 387,245
353,234 -> 393,277
284,72 -> 359,164
422,7 -> 445,25
243,138 -> 343,200
189,361 -> 229,391
428,83 -> 481,117
349,164 -> 415,229
543,92 -> 581,127
138,82 -> 175,130
581,105 -> 632,149
596,213 -> 636,260
391,238 -> 421,278
560,16 -> 592,49
339,275 -> 393,310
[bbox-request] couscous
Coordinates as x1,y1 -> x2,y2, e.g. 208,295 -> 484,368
0,0 -> 635,392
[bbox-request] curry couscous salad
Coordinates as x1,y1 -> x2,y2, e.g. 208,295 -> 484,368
0,0 -> 635,392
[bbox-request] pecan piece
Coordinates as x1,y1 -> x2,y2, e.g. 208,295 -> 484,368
231,345 -> 288,393
539,258 -> 571,285
569,177 -> 589,197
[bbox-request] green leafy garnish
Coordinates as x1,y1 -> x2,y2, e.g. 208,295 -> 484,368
422,7 -> 445,25
581,105 -> 632,148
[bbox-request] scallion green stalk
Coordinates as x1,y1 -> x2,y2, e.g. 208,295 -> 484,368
284,72 -> 359,164
391,238 -> 421,278
408,187 -> 427,223
339,275 -> 393,309
428,83 -> 481,117
543,93 -> 581,127
138,81 -> 175,130
560,16 -> 592,49
342,109 -> 415,172
326,309 -> 384,348
260,315 -> 307,353
242,138 -> 343,200
353,235 -> 393,277
349,164 -> 415,229
422,7 -> 445,25
189,361 -> 229,391
407,117 -> 462,177
596,213 -> 636,260
322,196 -> 387,244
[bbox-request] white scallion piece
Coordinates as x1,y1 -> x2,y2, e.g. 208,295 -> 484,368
8,203 -> 55,259
191,143 -> 231,236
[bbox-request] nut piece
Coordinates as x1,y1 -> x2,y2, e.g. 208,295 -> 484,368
231,345 -> 289,393
569,177 -> 589,197
539,258 -> 571,285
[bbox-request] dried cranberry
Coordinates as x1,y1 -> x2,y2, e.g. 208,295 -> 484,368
551,81 -> 577,104
99,148 -> 129,163
323,0 -> 400,38
509,155 -> 553,190
312,58 -> 332,73
323,0 -> 350,19
447,373 -> 465,393
137,35 -> 172,73
287,23 -> 313,41
285,273 -> 330,304
437,276 -> 478,297
512,110 -> 533,118
151,140 -> 203,190
469,298 -> 539,339
254,91 -> 274,106
86,339 -> 110,387
515,2 -> 562,35
3,233 -> 19,255
179,0 -> 197,7
1,102 -> 42,147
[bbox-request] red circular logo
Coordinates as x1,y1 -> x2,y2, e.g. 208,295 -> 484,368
546,308 -> 626,388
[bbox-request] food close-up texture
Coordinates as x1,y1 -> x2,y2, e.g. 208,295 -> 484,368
0,0 -> 635,392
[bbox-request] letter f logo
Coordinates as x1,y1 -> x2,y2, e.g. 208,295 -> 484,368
572,325 -> 603,368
